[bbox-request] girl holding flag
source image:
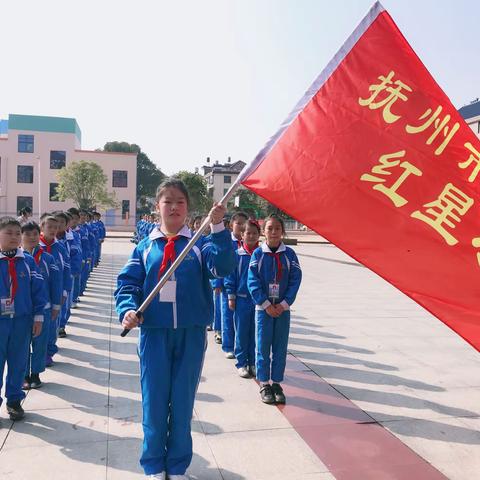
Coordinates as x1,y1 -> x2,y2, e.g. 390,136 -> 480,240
115,178 -> 235,480
248,214 -> 302,404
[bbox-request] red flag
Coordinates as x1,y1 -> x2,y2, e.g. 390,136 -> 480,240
237,2 -> 480,351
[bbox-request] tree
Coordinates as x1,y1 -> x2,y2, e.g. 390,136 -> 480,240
56,161 -> 118,210
229,187 -> 292,220
103,141 -> 165,200
172,171 -> 212,214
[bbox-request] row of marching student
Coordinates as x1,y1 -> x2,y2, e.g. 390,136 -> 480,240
0,209 -> 105,421
115,178 -> 302,480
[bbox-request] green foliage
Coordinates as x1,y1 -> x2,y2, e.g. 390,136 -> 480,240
103,141 -> 165,199
229,187 -> 291,220
172,170 -> 212,214
56,161 -> 118,210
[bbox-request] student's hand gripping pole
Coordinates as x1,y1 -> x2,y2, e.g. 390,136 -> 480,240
120,184 -> 241,337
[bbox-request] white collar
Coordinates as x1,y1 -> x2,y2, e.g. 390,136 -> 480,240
65,229 -> 74,240
39,238 -> 58,247
149,224 -> 192,241
0,248 -> 25,260
261,242 -> 286,254
231,232 -> 240,242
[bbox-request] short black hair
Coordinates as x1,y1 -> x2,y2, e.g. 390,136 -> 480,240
0,216 -> 21,231
263,213 -> 286,234
21,220 -> 41,234
230,211 -> 249,224
67,207 -> 80,216
40,214 -> 58,226
52,211 -> 69,223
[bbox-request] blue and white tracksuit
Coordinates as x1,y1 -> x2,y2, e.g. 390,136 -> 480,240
0,249 -> 47,406
67,228 -> 83,305
95,220 -> 106,263
40,239 -> 71,357
78,224 -> 91,295
57,234 -> 74,329
115,223 -> 235,476
210,278 -> 222,332
220,233 -> 241,353
248,242 -> 302,383
224,246 -> 256,369
86,223 -> 96,273
26,248 -> 62,376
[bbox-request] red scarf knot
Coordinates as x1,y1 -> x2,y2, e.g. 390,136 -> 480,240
158,235 -> 180,279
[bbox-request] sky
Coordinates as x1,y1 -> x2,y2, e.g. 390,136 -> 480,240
1,0 -> 479,175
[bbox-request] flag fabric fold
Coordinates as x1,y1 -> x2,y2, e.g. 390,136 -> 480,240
235,1 -> 480,351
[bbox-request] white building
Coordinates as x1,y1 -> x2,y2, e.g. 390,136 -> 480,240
0,114 -> 137,230
459,99 -> 480,138
202,157 -> 246,202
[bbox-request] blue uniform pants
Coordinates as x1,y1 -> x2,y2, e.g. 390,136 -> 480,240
72,274 -> 81,303
212,290 -> 222,331
60,290 -> 73,328
47,308 -> 60,357
80,260 -> 90,294
28,309 -> 51,375
255,309 -> 290,383
0,315 -> 32,406
139,326 -> 207,476
233,296 -> 255,369
220,290 -> 235,352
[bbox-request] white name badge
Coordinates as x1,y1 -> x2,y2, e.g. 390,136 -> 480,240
268,283 -> 280,300
159,280 -> 177,303
1,298 -> 15,316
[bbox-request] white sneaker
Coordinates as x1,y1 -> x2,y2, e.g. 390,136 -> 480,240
148,473 -> 165,479
71,302 -> 78,309
225,351 -> 235,359
168,475 -> 188,480
238,367 -> 251,378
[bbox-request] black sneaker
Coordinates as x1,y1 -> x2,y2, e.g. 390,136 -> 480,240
271,383 -> 286,404
214,333 -> 222,344
30,373 -> 43,389
6,401 -> 25,421
260,384 -> 275,404
58,327 -> 67,338
22,377 -> 31,390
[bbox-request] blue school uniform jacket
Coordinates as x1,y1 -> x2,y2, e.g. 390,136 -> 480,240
30,247 -> 62,311
39,238 -> 72,296
115,224 -> 235,329
76,224 -> 91,263
247,242 -> 302,311
66,229 -> 82,276
224,246 -> 254,300
0,249 -> 47,321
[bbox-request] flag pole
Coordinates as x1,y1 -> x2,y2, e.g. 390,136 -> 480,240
120,178 -> 244,337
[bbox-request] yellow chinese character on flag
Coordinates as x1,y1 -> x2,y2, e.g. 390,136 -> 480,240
360,151 -> 422,207
471,237 -> 480,267
411,183 -> 473,246
458,142 -> 480,183
359,71 -> 412,124
406,106 -> 460,155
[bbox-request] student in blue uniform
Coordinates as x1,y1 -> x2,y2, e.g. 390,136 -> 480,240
248,214 -> 302,405
40,214 -> 71,367
225,219 -> 260,378
220,211 -> 248,359
93,212 -> 106,265
0,217 -> 47,420
78,209 -> 92,296
115,178 -> 235,480
65,209 -> 83,309
210,278 -> 223,343
21,221 -> 62,389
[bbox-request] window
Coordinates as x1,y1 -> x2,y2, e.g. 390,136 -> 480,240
50,150 -> 66,169
208,176 -> 214,185
49,183 -> 59,201
122,200 -> 130,219
224,175 -> 231,184
113,170 -> 128,187
17,196 -> 33,213
224,188 -> 229,195
18,134 -> 34,153
17,165 -> 33,183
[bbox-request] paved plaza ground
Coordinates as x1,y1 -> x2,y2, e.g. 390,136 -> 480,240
0,237 -> 479,479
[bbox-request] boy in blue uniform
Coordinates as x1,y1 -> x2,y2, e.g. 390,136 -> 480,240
39,214 -> 71,366
21,221 -> 62,389
248,214 -> 302,405
65,209 -> 83,309
78,209 -> 92,296
115,179 -> 234,480
220,211 -> 248,359
93,212 -> 106,265
225,219 -> 260,378
0,217 -> 47,420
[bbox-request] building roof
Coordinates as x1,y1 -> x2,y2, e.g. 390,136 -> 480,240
458,100 -> 480,121
203,160 -> 246,175
7,114 -> 82,142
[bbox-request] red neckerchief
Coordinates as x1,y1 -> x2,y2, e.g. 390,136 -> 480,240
158,235 -> 180,279
32,246 -> 43,265
39,234 -> 54,253
242,242 -> 258,256
267,249 -> 283,281
2,255 -> 19,301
